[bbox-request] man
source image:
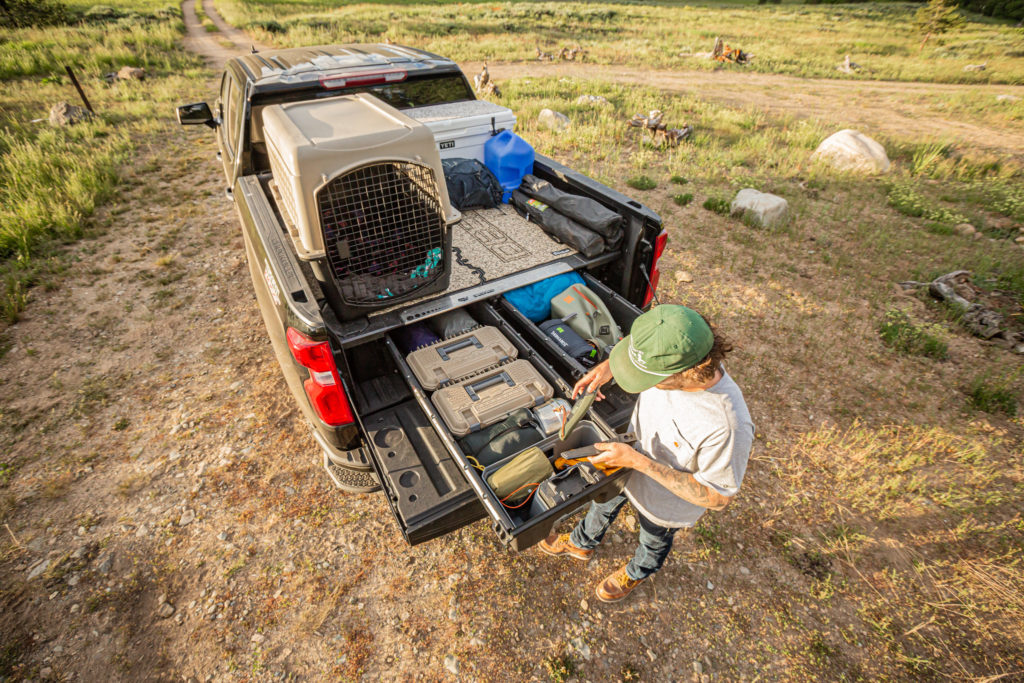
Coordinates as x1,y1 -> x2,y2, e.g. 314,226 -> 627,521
539,305 -> 754,603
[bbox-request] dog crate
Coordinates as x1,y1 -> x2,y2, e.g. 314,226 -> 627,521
262,93 -> 455,318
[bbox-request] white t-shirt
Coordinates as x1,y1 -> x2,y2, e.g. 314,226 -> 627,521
623,370 -> 754,528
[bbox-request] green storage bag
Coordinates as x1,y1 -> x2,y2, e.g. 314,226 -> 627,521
486,446 -> 554,505
550,284 -> 623,353
458,409 -> 544,470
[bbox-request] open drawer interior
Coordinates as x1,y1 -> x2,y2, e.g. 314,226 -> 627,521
494,271 -> 643,429
345,286 -> 631,550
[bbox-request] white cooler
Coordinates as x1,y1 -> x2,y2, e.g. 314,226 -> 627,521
406,100 -> 516,164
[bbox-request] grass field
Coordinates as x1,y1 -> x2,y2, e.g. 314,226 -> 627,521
218,0 -> 1024,84
0,0 -> 1022,680
0,0 -> 204,322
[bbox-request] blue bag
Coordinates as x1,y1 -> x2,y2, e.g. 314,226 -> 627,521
503,272 -> 585,322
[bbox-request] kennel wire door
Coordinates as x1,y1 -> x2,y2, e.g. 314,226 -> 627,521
318,161 -> 448,304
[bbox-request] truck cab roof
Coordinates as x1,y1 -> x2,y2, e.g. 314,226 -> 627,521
228,44 -> 461,93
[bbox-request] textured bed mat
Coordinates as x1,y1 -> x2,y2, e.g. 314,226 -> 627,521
369,204 -> 576,317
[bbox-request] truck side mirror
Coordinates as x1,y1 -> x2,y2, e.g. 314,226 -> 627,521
177,102 -> 218,128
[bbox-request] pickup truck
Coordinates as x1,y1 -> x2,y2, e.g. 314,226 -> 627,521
177,44 -> 668,551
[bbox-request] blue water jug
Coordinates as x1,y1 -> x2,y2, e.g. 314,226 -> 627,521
484,130 -> 534,203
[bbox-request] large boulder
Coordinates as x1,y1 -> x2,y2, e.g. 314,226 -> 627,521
730,188 -> 789,228
117,66 -> 145,81
538,108 -> 569,131
813,129 -> 890,174
49,101 -> 93,127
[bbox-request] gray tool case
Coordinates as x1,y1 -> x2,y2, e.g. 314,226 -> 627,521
430,359 -> 554,436
406,325 -> 518,391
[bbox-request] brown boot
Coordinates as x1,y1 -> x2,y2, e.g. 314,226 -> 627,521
596,565 -> 644,603
538,533 -> 593,561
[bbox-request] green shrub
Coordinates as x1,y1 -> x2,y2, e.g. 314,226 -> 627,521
0,0 -> 70,28
673,193 -> 694,207
887,181 -> 968,225
626,175 -> 656,191
703,196 -> 731,215
966,377 -> 1017,416
670,175 -> 688,185
878,310 -> 949,359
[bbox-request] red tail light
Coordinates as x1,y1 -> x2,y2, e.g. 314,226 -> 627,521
286,328 -> 354,426
643,230 -> 668,308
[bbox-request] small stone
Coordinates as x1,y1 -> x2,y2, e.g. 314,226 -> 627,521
157,593 -> 168,606
178,510 -> 196,526
570,637 -> 591,661
624,515 -> 637,532
282,485 -> 296,496
168,450 -> 182,462
66,573 -> 80,587
443,654 -> 459,675
580,597 -> 589,611
251,633 -> 265,644
813,129 -> 890,175
135,524 -> 149,538
646,648 -> 656,662
117,65 -> 145,81
996,94 -> 1021,103
963,63 -> 986,72
675,270 -> 693,283
49,101 -> 92,127
40,667 -> 52,678
693,661 -> 704,675
70,604 -> 80,614
157,602 -> 175,619
71,545 -> 87,560
700,674 -> 711,683
576,94 -> 611,107
77,526 -> 87,536
217,531 -> 229,542
27,559 -> 50,580
1015,236 -> 1024,244
739,566 -> 750,575
97,554 -> 113,575
954,223 -> 976,236
538,108 -> 570,132
469,637 -> 484,647
706,580 -> 714,590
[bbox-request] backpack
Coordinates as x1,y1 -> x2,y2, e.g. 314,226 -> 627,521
549,284 -> 623,354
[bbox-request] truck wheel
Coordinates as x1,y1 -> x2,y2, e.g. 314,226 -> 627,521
323,449 -> 380,493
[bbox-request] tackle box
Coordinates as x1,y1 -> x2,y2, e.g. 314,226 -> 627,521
406,325 -> 517,391
430,359 -> 554,436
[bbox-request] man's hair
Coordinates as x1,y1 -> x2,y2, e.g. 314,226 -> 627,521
661,319 -> 733,387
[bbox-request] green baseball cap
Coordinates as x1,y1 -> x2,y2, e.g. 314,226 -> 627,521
608,305 -> 713,393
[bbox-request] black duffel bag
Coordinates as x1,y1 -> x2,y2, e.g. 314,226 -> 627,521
520,174 -> 622,249
442,158 -> 503,211
458,409 -> 545,470
510,190 -> 605,258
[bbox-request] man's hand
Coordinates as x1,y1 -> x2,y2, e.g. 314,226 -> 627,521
572,359 -> 613,400
590,442 -> 646,470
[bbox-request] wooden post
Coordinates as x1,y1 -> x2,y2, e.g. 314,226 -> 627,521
64,65 -> 94,114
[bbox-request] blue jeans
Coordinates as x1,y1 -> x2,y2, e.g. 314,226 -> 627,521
570,494 -> 678,581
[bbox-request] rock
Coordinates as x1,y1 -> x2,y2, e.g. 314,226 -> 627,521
117,66 -> 145,81
706,580 -> 715,590
675,270 -> 693,283
570,637 -> 591,661
217,531 -> 229,542
443,654 -> 459,675
1015,236 -> 1024,244
178,510 -> 196,526
693,661 -> 704,675
997,94 -> 1021,103
157,593 -> 168,606
66,573 -> 81,587
27,559 -> 50,580
576,94 -> 610,107
730,188 -> 789,228
624,515 -> 637,532
954,223 -> 976,236
963,63 -> 986,72
251,633 -> 265,644
469,637 -> 484,647
49,102 -> 93,127
812,129 -> 890,175
157,602 -> 175,619
580,597 -> 589,611
96,554 -> 113,575
40,667 -> 53,678
538,108 -> 570,131
135,524 -> 149,538
739,566 -> 751,575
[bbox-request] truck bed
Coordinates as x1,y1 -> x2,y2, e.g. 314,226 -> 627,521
369,203 -> 577,317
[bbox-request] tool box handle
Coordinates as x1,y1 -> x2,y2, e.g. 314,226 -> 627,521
436,335 -> 484,361
464,371 -> 514,402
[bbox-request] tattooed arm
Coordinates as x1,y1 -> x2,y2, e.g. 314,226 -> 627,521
591,442 -> 733,511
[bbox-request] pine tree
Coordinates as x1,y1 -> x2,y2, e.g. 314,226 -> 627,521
915,0 -> 967,52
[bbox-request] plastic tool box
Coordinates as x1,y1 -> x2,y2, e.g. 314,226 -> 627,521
406,100 -> 516,165
406,325 -> 518,391
431,360 -> 554,436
